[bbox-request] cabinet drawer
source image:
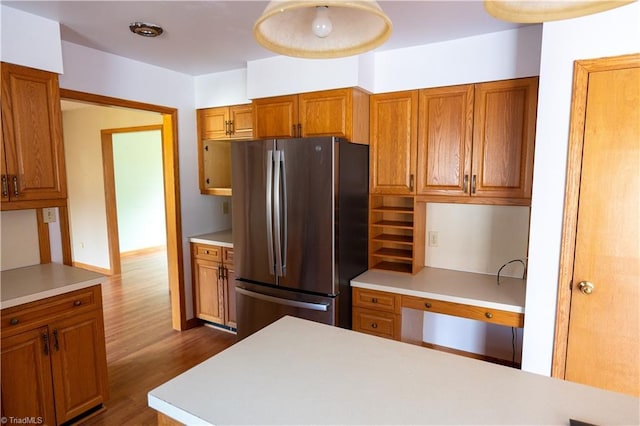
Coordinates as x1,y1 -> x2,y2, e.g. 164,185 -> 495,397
194,244 -> 222,262
223,248 -> 234,265
352,288 -> 401,314
352,307 -> 400,340
1,286 -> 100,333
402,295 -> 524,328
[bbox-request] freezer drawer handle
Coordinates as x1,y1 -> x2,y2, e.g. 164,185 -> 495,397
236,287 -> 329,312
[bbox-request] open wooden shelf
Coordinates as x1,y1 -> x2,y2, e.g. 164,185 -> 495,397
368,195 -> 425,274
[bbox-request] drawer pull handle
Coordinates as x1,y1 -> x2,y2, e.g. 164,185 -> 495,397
424,302 -> 432,309
485,312 -> 493,319
74,300 -> 82,306
53,329 -> 60,351
9,318 -> 19,325
371,322 -> 378,329
371,298 -> 378,304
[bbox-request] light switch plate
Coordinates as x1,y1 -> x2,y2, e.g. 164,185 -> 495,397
428,231 -> 438,247
43,208 -> 57,223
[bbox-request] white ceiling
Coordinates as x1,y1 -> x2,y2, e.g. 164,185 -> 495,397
3,1 -> 530,76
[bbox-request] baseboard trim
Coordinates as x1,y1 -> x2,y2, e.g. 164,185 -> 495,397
120,245 -> 166,258
72,261 -> 112,276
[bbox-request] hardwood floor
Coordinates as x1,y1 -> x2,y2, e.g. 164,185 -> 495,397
80,251 -> 237,425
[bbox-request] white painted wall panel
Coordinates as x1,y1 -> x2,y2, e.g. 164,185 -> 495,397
0,5 -> 63,73
195,68 -> 250,108
1,210 -> 40,271
373,26 -> 542,93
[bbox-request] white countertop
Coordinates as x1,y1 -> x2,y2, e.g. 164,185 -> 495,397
351,267 -> 526,313
149,316 -> 639,425
189,229 -> 233,248
1,263 -> 105,309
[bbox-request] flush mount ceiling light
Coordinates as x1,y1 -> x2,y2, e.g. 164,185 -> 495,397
484,0 -> 635,23
254,1 -> 392,58
129,22 -> 164,37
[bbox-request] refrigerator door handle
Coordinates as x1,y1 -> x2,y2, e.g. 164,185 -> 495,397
266,149 -> 275,276
273,150 -> 284,277
280,151 -> 288,275
236,287 -> 329,312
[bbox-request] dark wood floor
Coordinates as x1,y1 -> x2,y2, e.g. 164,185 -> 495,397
80,251 -> 237,425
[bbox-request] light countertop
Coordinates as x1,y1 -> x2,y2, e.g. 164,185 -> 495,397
189,229 -> 233,248
148,316 -> 639,425
351,267 -> 525,313
1,263 -> 105,309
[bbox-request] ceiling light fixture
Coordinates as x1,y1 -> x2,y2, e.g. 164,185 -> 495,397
129,22 -> 164,38
254,1 -> 392,58
484,0 -> 635,23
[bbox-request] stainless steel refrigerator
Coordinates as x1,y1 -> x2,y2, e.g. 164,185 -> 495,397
231,137 -> 368,340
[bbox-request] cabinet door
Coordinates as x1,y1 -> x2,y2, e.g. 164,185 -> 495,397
472,77 -> 538,199
370,91 -> 418,194
1,63 -> 67,202
299,89 -> 351,139
0,130 -> 8,203
253,95 -> 299,139
194,258 -> 225,324
1,326 -> 56,425
417,85 -> 474,196
50,310 -> 108,423
229,104 -> 253,139
223,249 -> 236,328
200,107 -> 230,140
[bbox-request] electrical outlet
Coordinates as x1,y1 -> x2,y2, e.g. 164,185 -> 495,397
43,208 -> 57,223
428,231 -> 439,247
222,201 -> 229,215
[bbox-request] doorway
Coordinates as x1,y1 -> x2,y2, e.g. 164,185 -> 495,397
60,89 -> 188,331
553,53 -> 639,396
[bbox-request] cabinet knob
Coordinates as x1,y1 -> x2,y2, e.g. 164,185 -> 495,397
9,318 -> 19,325
485,312 -> 493,319
424,302 -> 432,309
371,297 -> 378,304
371,322 -> 378,329
74,300 -> 82,306
577,281 -> 595,295
205,250 -> 210,254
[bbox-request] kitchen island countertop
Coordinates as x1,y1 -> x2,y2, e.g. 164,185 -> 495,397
189,229 -> 233,248
1,263 -> 105,309
149,316 -> 639,425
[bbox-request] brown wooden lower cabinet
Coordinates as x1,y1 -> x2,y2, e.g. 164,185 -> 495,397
192,243 -> 236,329
0,285 -> 108,425
352,288 -> 402,340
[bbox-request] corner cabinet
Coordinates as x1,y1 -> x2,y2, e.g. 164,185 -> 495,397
192,243 -> 236,329
416,77 -> 538,204
197,104 -> 253,196
1,285 -> 109,425
252,87 -> 370,144
1,62 -> 67,209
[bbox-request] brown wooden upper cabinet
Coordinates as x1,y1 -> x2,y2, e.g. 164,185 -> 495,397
252,88 -> 370,144
198,104 -> 253,141
417,77 -> 538,203
371,77 -> 538,204
369,90 -> 419,195
1,62 -> 67,209
197,104 -> 253,196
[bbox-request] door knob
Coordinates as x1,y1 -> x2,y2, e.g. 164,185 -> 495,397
577,281 -> 594,295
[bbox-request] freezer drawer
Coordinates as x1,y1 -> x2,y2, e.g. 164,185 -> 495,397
236,282 -> 337,340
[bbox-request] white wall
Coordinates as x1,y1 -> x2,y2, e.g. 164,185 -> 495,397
0,210 -> 40,271
373,25 -> 542,93
195,68 -> 250,108
113,130 -> 166,253
522,2 -> 640,375
0,6 -> 63,73
63,105 -> 162,270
